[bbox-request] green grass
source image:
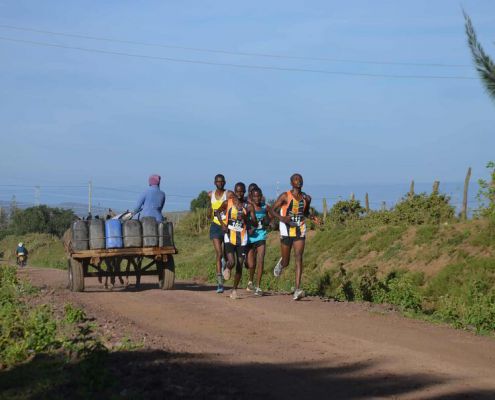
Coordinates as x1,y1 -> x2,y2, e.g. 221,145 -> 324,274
365,226 -> 406,253
414,225 -> 439,245
174,231 -> 217,281
0,233 -> 66,269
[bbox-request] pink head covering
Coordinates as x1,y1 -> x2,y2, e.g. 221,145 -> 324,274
148,174 -> 161,186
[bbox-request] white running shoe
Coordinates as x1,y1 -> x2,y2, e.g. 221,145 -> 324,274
222,266 -> 231,281
230,289 -> 238,300
246,281 -> 254,291
293,289 -> 305,301
254,287 -> 263,296
273,258 -> 283,277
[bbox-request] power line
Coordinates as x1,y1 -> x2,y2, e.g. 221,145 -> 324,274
0,184 -> 86,188
0,23 -> 471,69
0,36 -> 477,80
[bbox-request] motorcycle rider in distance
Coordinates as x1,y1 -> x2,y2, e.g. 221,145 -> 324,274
16,242 -> 28,267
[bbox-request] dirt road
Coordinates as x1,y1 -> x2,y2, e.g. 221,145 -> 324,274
23,267 -> 495,399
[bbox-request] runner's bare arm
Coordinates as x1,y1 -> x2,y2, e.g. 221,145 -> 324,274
207,191 -> 213,221
302,194 -> 320,224
265,204 -> 273,223
247,204 -> 257,234
303,193 -> 312,216
268,192 -> 291,224
215,200 -> 228,231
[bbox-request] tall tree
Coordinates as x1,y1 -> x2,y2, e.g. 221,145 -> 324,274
0,206 -> 8,229
464,11 -> 495,102
190,191 -> 210,211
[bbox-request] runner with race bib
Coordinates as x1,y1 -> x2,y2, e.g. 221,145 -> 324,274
269,173 -> 315,301
246,186 -> 272,296
216,182 -> 257,299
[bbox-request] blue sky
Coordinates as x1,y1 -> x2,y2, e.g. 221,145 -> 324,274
0,1 -> 494,210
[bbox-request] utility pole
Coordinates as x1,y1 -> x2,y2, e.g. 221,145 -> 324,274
462,167 -> 472,220
34,186 -> 40,206
88,180 -> 93,214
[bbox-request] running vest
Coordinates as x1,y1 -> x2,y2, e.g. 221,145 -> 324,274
224,199 -> 248,246
211,190 -> 227,225
279,190 -> 307,238
248,203 -> 267,243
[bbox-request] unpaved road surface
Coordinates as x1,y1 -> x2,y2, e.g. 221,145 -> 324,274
23,267 -> 495,399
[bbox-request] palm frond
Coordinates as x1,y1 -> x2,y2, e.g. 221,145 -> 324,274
463,10 -> 495,101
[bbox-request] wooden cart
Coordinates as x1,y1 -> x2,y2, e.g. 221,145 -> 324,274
67,246 -> 178,292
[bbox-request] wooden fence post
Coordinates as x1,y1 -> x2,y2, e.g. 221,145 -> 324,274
432,181 -> 440,194
365,193 -> 370,213
322,198 -> 328,223
409,180 -> 415,197
462,167 -> 471,220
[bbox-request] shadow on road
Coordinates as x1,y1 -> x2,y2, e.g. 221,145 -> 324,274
2,349 -> 493,399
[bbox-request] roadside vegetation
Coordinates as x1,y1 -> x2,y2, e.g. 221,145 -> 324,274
0,263 -> 119,398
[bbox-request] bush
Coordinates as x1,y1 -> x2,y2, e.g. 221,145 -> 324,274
326,192 -> 454,229
10,206 -> 76,237
381,271 -> 423,312
476,161 -> 495,219
317,266 -> 354,301
427,259 -> 495,332
190,191 -> 210,212
353,265 -> 386,302
0,265 -> 59,366
328,200 -> 364,225
393,193 -> 455,225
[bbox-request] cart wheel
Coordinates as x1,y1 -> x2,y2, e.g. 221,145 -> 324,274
69,258 -> 85,292
158,255 -> 175,290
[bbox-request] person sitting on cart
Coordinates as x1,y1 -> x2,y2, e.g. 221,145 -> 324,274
132,174 -> 166,222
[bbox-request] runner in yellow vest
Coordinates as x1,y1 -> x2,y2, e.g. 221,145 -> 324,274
207,174 -> 233,293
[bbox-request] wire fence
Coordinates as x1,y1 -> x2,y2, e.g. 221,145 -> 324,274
0,174 -> 482,218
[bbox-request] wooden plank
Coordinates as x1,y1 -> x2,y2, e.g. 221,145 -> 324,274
71,246 -> 177,259
85,270 -> 159,278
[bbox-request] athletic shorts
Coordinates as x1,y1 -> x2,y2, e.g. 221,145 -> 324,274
224,243 -> 248,258
247,240 -> 266,250
280,236 -> 305,246
209,223 -> 224,240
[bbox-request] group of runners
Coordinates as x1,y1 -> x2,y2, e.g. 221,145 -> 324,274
207,173 -> 315,301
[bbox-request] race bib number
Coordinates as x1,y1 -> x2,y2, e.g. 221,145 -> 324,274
228,221 -> 244,232
289,215 -> 304,227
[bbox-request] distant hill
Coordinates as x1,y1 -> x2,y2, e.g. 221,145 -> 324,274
0,200 -> 189,220
0,200 -> 113,218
